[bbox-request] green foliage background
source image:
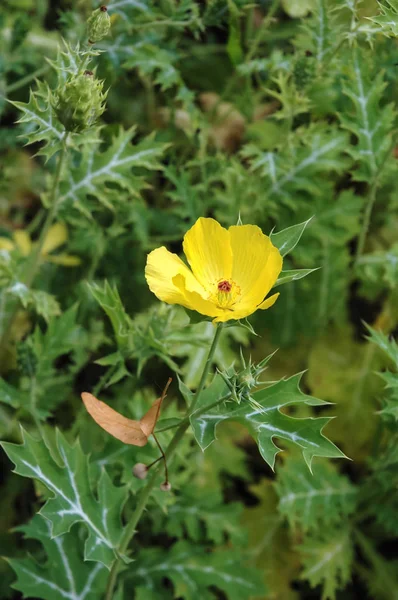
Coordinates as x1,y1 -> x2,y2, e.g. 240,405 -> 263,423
1,0 -> 398,598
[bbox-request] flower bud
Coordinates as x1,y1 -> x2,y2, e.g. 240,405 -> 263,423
132,463 -> 148,479
160,481 -> 172,492
87,6 -> 111,44
53,71 -> 107,133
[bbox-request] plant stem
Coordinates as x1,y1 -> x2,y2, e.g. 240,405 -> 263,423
24,131 -> 69,287
246,0 -> 280,63
188,323 -> 223,413
104,323 -> 224,600
6,65 -> 50,95
155,392 -> 232,433
0,131 -> 69,350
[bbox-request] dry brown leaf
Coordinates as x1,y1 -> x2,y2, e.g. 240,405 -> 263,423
81,378 -> 171,446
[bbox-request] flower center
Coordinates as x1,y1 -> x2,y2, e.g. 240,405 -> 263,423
211,279 -> 241,309
218,280 -> 232,293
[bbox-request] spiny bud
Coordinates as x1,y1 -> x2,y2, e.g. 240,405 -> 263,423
132,463 -> 148,480
87,6 -> 111,44
53,71 -> 107,133
160,481 -> 172,492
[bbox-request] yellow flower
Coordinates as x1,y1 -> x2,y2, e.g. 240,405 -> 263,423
145,217 -> 282,323
0,222 -> 81,266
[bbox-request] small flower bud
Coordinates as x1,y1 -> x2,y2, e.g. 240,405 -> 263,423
53,71 -> 107,133
160,481 -> 172,492
87,6 -> 111,44
132,463 -> 148,479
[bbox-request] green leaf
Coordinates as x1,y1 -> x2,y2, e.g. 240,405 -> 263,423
226,1 -> 243,66
274,268 -> 319,287
242,480 -> 299,600
270,219 -> 313,257
242,126 -> 350,214
339,50 -> 395,181
366,326 -> 398,367
368,0 -> 398,37
190,372 -> 345,470
58,127 -> 167,212
8,515 -> 106,600
89,281 -> 131,349
299,531 -> 354,600
155,488 -> 246,545
1,428 -> 128,569
10,81 -> 64,160
0,378 -> 27,408
123,45 -> 182,91
129,540 -> 264,600
275,458 -> 357,531
7,282 -> 61,322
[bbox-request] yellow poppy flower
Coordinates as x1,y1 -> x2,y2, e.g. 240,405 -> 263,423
0,222 -> 80,266
145,217 -> 283,323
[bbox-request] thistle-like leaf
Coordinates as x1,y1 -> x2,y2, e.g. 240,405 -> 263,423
298,531 -> 354,600
339,50 -> 395,181
8,515 -> 106,600
241,126 -> 350,214
190,373 -> 345,470
58,127 -> 167,213
274,458 -> 357,531
1,429 -> 128,569
129,540 -> 264,600
10,81 -> 64,160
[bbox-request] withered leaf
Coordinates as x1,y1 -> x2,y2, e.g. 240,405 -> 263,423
81,378 -> 171,446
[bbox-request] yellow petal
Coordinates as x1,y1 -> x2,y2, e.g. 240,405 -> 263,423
0,238 -> 15,252
13,230 -> 32,256
173,273 -> 222,318
145,246 -> 204,307
46,254 -> 82,266
41,222 -> 68,255
183,218 -> 233,290
213,292 -> 280,323
257,292 -> 280,311
229,224 -> 282,310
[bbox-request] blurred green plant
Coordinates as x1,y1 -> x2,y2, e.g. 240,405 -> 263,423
0,0 -> 398,599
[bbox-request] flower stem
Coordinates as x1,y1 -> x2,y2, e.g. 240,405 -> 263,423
5,65 -> 50,95
104,322 -> 224,600
24,131 -> 69,287
188,322 -> 223,414
0,131 -> 69,349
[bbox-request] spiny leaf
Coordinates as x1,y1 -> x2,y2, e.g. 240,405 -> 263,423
1,429 -> 128,569
242,480 -> 299,600
367,0 -> 398,37
10,81 -> 64,160
129,540 -> 264,600
8,515 -> 106,600
299,531 -> 354,600
275,458 -> 357,531
7,282 -> 60,322
58,127 -> 167,213
339,49 -> 395,181
190,373 -> 345,470
154,488 -> 246,545
242,126 -> 350,214
123,45 -> 182,91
